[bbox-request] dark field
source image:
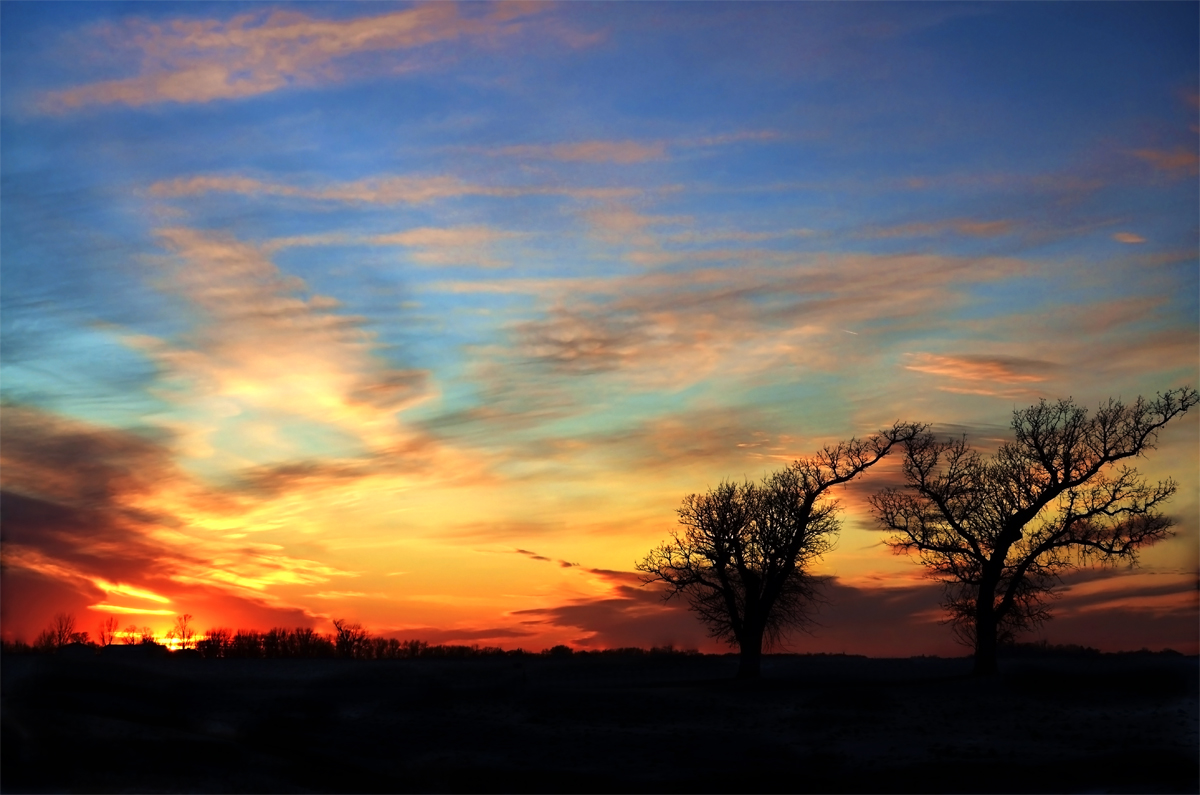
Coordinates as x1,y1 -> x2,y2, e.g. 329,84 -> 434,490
2,651 -> 1196,793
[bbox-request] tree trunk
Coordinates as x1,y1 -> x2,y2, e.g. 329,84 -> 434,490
736,626 -> 765,679
973,605 -> 998,676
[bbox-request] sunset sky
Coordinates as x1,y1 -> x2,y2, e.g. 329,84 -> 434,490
2,2 -> 1197,655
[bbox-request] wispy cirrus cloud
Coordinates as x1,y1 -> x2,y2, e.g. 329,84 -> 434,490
38,4 -> 574,112
491,253 -> 1033,383
260,226 -> 521,268
580,206 -> 692,248
904,352 -> 1058,384
148,174 -> 511,204
862,218 -> 1017,239
147,173 -> 649,205
1112,232 -> 1146,244
1131,147 -> 1200,177
135,226 -> 432,445
482,129 -> 781,164
490,139 -> 668,164
369,226 -> 521,267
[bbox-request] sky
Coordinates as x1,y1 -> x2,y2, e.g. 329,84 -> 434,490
2,2 -> 1197,655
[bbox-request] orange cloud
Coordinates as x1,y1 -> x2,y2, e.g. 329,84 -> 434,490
1132,147 -> 1199,177
1112,232 -> 1146,244
864,218 -> 1016,239
86,604 -> 176,616
148,174 -> 508,204
482,130 -> 779,164
0,406 -> 364,640
147,173 -> 650,205
369,226 -> 520,267
39,4 -> 560,112
663,228 -> 814,245
580,206 -> 692,248
491,140 -> 668,163
904,352 -> 1057,384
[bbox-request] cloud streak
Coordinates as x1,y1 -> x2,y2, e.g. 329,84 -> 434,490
39,4 -> 563,112
147,174 -> 648,205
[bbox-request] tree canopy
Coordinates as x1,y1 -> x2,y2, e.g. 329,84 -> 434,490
871,388 -> 1198,674
640,421 -> 925,678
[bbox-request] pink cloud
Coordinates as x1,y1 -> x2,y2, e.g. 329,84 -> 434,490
39,4 -> 569,111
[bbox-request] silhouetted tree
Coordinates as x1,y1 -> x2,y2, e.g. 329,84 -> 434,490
198,628 -> 232,658
34,612 -> 80,650
138,626 -> 156,645
288,627 -> 335,658
639,421 -> 925,679
97,616 -> 120,647
333,619 -> 369,658
122,624 -> 141,644
871,389 -> 1198,675
262,627 -> 287,658
168,614 -> 196,650
229,630 -> 263,658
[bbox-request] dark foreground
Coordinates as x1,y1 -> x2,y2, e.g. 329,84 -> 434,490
2,651 -> 1196,793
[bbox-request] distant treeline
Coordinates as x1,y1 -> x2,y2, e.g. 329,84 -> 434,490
2,613 -> 1185,660
0,613 -> 701,660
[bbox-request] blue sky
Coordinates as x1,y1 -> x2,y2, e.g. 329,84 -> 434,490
2,2 -> 1197,653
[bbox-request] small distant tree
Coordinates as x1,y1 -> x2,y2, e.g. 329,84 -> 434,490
229,630 -> 263,658
289,627 -> 334,658
197,628 -> 232,658
639,421 -> 925,679
167,614 -> 195,650
34,613 -> 78,650
122,624 -> 141,645
872,389 -> 1198,675
98,616 -> 120,647
333,619 -> 369,659
262,627 -> 287,658
138,626 -> 157,645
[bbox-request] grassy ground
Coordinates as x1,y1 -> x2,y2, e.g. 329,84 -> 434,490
2,651 -> 1196,793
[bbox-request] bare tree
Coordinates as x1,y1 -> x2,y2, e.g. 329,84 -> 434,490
97,616 -> 120,647
639,421 -> 925,679
122,624 -> 141,645
168,614 -> 196,650
197,627 -> 232,658
333,619 -> 370,659
46,613 -> 77,648
138,626 -> 156,645
871,388 -> 1198,675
